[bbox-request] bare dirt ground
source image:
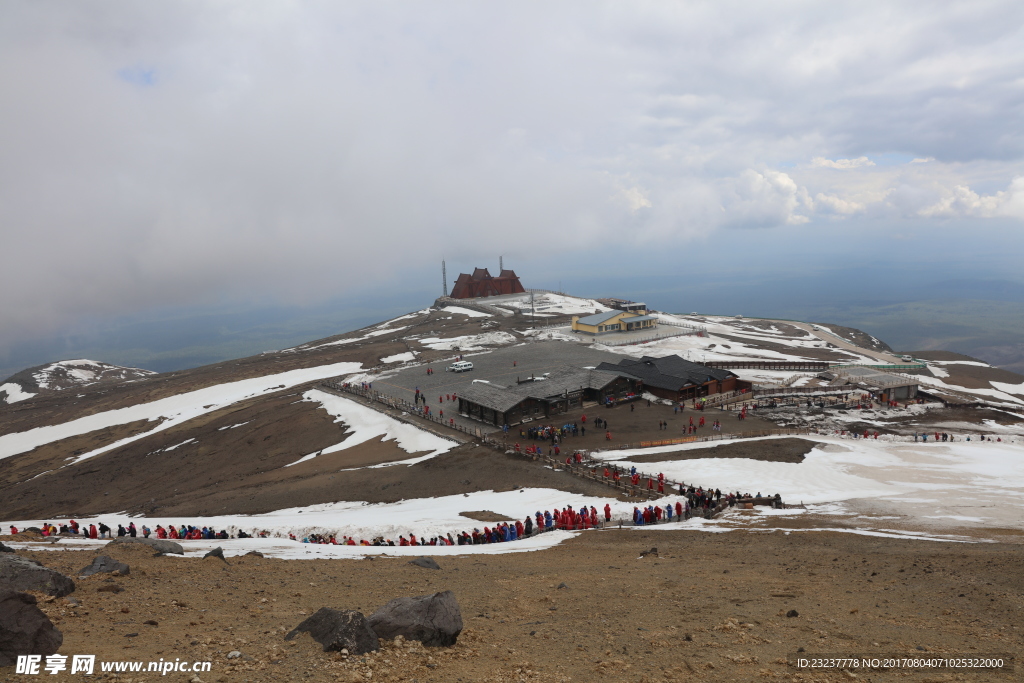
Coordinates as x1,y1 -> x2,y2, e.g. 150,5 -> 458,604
625,437 -> 817,464
0,389 -> 777,521
3,529 -> 1021,683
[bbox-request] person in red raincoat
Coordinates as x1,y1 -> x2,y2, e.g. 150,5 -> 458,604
515,520 -> 524,537
647,477 -> 654,490
603,468 -> 611,478
604,503 -> 612,521
658,479 -> 665,494
89,524 -> 97,539
169,525 -> 179,540
675,501 -> 683,518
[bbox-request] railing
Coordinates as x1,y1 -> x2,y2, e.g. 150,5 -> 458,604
706,360 -> 831,371
320,381 -> 479,440
830,362 -> 927,371
656,318 -> 708,334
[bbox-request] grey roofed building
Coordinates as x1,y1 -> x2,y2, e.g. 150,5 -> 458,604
457,366 -> 643,426
574,310 -> 622,326
595,355 -> 745,399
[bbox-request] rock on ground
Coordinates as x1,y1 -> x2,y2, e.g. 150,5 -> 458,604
285,608 -> 380,654
0,590 -> 63,667
78,555 -> 130,578
408,556 -> 440,570
0,554 -> 75,597
107,537 -> 184,555
368,590 -> 463,646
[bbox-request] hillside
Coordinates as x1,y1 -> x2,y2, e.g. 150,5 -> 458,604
0,359 -> 155,404
1,292 -> 1023,524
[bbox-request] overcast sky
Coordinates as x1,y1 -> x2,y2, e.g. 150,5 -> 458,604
2,1 -> 1023,367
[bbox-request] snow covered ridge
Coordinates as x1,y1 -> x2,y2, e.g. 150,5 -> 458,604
30,359 -> 155,391
0,361 -> 364,465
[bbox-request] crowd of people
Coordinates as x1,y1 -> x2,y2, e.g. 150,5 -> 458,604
6,520 -> 241,540
6,484 -> 777,547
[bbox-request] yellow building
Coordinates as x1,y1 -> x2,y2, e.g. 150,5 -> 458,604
571,310 -> 658,335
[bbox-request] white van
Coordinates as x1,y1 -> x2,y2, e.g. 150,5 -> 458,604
447,361 -> 474,373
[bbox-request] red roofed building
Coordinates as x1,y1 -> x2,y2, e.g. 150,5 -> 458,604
450,268 -> 526,299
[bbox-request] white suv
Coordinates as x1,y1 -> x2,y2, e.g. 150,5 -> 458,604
447,361 -> 474,373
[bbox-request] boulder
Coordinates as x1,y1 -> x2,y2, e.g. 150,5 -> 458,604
78,555 -> 130,578
285,608 -> 379,654
0,590 -> 63,667
0,542 -> 14,553
203,547 -> 228,563
107,537 -> 184,555
0,554 -> 75,597
368,590 -> 463,647
408,557 -> 440,570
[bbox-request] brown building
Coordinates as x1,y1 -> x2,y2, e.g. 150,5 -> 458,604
596,355 -> 749,401
449,268 -> 526,299
457,367 -> 642,426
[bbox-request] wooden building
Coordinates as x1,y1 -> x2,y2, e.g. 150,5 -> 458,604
457,367 -> 642,426
449,268 -> 526,299
596,355 -> 749,400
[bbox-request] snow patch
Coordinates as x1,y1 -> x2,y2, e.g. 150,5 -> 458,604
417,331 -> 517,351
441,306 -> 491,318
0,383 -> 35,403
380,351 -> 418,364
0,362 -> 364,465
285,389 -> 456,467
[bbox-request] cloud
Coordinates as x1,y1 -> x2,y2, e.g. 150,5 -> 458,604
918,178 -> 1024,219
1,1 -> 1024,354
811,156 -> 876,170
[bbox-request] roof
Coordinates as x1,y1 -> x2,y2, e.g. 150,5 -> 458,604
596,355 -> 735,392
576,310 -> 624,326
458,366 -> 637,412
457,382 -> 524,412
625,314 -> 657,323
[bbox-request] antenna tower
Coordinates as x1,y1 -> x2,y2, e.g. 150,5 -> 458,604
500,255 -> 504,271
442,259 -> 448,297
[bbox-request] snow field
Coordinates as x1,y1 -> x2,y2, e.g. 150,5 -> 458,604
284,390 -> 456,467
0,361 -> 364,464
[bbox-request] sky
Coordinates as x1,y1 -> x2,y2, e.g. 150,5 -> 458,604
2,1 -> 1024,377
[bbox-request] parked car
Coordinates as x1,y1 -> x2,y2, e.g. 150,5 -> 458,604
447,361 -> 474,373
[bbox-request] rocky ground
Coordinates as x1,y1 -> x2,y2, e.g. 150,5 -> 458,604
2,528 -> 1022,683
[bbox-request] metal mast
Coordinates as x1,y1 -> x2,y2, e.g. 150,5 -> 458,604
442,259 -> 448,297
500,255 -> 503,271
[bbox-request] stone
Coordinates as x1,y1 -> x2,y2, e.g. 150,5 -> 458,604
227,650 -> 241,659
78,555 -> 130,578
0,542 -> 14,553
0,553 -> 76,597
285,608 -> 380,654
408,556 -> 440,570
203,547 -> 228,563
107,536 -> 184,555
368,590 -> 463,647
245,551 -> 265,558
0,590 -> 63,667
786,610 -> 799,618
